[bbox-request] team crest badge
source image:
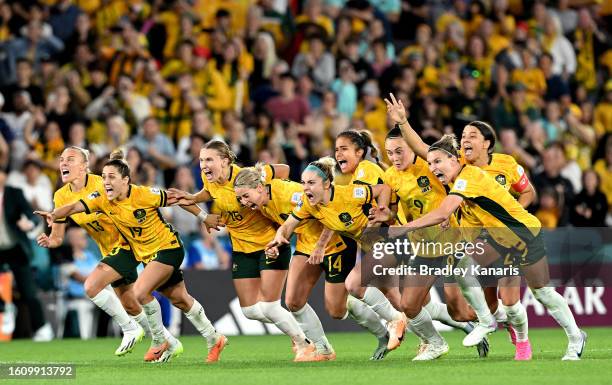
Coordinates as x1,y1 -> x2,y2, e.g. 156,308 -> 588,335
495,174 -> 507,185
417,176 -> 431,193
87,191 -> 101,200
339,212 -> 353,227
133,209 -> 147,224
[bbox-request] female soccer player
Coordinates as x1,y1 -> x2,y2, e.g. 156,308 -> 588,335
168,140 -> 318,362
330,130 -> 408,353
37,146 -> 151,357
234,164 -> 396,360
36,151 -> 227,363
395,134 -> 585,361
268,157 -> 404,360
386,94 -> 537,360
369,127 -> 489,360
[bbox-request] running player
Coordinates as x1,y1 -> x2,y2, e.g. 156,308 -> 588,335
331,130 -> 408,353
37,146 -> 149,356
386,94 -> 535,359
168,140 -> 318,362
396,134 -> 586,361
35,151 -> 227,363
234,164 -> 400,360
268,157 -> 403,359
369,127 -> 489,359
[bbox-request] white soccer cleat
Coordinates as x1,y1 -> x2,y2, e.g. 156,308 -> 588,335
115,325 -> 145,356
412,341 -> 449,361
157,337 -> 184,363
32,323 -> 54,342
463,321 -> 497,347
562,330 -> 587,361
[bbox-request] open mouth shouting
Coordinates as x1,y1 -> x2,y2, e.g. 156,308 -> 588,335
462,142 -> 473,158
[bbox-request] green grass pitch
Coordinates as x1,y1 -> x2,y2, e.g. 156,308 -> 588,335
1,328 -> 611,385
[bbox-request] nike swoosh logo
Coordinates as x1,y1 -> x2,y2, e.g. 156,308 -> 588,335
328,273 -> 339,277
265,259 -> 275,264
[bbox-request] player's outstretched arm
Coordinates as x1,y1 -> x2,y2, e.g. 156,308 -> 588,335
309,227 -> 334,265
37,222 -> 67,248
384,93 -> 429,160
34,201 -> 86,227
267,215 -> 300,251
167,187 -> 212,205
402,194 -> 463,232
178,203 -> 225,233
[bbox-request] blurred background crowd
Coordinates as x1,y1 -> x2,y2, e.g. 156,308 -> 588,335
0,0 -> 610,340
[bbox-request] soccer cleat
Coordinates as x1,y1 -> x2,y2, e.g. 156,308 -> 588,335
412,341 -> 449,361
386,314 -> 407,351
514,340 -> 532,361
464,322 -> 489,358
144,341 -> 169,362
504,322 -> 517,345
206,334 -> 228,363
157,338 -> 184,363
562,330 -> 587,361
416,342 -> 428,356
370,334 -> 390,361
115,325 -> 144,356
319,350 -> 337,361
294,342 -> 322,362
463,320 -> 497,347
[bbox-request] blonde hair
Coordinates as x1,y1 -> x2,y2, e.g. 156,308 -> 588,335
66,145 -> 90,164
429,134 -> 459,158
203,140 -> 237,163
234,163 -> 266,190
305,156 -> 336,182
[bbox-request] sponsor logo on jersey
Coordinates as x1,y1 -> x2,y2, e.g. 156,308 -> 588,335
290,192 -> 302,204
495,174 -> 507,185
353,187 -> 366,198
133,209 -> 147,224
417,176 -> 431,193
87,191 -> 101,200
150,187 -> 161,194
454,179 -> 467,192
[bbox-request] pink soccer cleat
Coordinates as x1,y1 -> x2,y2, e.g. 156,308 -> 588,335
514,340 -> 532,361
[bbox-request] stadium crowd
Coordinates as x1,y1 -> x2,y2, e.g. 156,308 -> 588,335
0,0 -> 610,339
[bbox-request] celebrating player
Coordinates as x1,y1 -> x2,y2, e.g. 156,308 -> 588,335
168,140 -> 319,362
37,146 -> 150,356
369,127 -> 489,360
234,164 -> 400,360
394,134 -> 586,361
35,150 -> 227,363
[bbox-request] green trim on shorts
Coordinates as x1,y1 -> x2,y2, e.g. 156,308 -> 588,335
231,244 -> 291,279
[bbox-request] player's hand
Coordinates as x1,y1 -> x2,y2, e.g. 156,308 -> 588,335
440,218 -> 450,229
33,210 -> 54,227
167,188 -> 196,205
368,206 -> 393,225
203,214 -> 225,233
265,245 -> 279,259
307,246 -> 324,265
36,233 -> 60,248
266,231 -> 289,251
384,93 -> 408,125
16,216 -> 35,232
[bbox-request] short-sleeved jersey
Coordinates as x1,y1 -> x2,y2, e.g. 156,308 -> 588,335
261,179 -> 345,255
204,164 -> 277,253
383,157 -> 460,257
449,165 -> 541,249
334,160 -> 385,185
460,152 -> 529,194
80,185 -> 179,262
292,184 -> 373,240
53,174 -> 126,256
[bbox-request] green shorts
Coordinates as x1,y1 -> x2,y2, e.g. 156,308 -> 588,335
101,247 -> 140,288
232,244 -> 291,279
147,246 -> 185,291
296,237 -> 357,284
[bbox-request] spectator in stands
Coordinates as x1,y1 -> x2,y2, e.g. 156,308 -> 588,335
570,169 -> 608,227
186,225 -> 230,270
0,167 -> 50,340
265,72 -> 310,125
128,116 -> 176,173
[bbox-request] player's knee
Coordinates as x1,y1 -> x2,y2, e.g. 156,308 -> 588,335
285,296 -> 306,313
400,298 -> 421,319
119,294 -> 142,315
325,302 -> 346,319
344,279 -> 364,299
84,278 -> 102,299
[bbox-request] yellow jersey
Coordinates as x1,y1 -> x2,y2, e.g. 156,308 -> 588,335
449,165 -> 541,249
80,185 -> 180,262
261,179 -> 346,256
384,157 -> 460,257
53,174 -> 126,257
292,184 -> 373,240
204,164 -> 277,253
334,159 -> 385,186
479,153 -> 530,194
